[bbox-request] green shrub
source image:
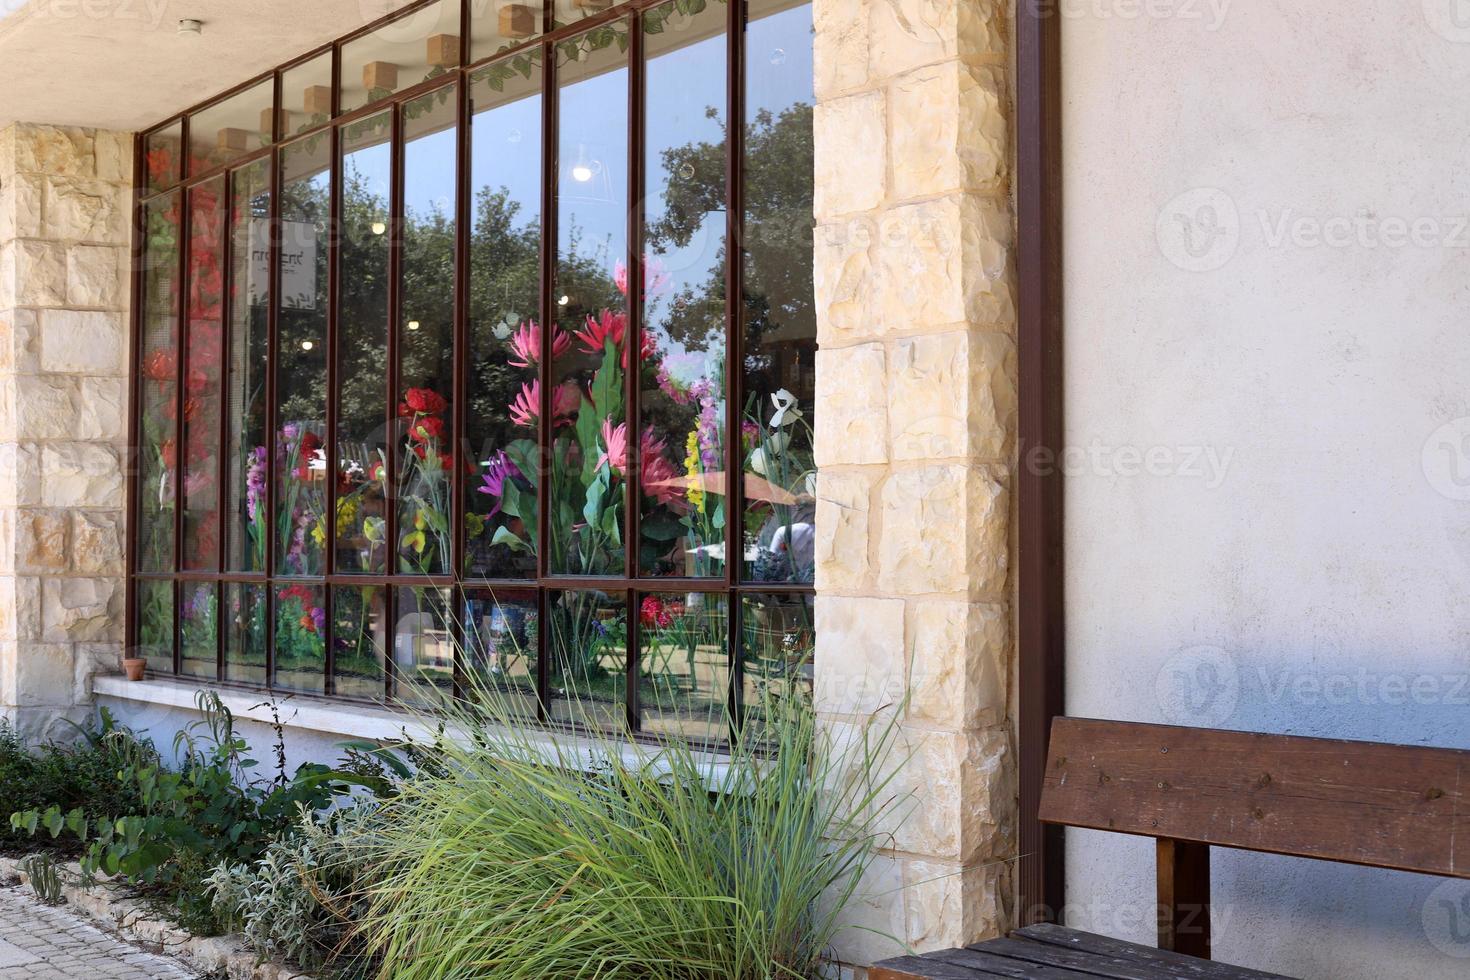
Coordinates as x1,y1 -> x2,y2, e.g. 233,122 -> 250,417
361,676 -> 908,980
0,711 -> 139,854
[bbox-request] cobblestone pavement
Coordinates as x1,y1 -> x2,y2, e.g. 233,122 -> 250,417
0,887 -> 200,979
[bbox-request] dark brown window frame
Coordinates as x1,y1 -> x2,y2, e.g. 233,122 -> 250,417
125,0 -> 817,745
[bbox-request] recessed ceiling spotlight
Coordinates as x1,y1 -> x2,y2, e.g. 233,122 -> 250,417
178,19 -> 203,36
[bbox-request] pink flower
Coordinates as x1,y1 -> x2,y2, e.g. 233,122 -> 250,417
507,319 -> 569,369
598,419 -> 629,472
509,380 -> 581,428
574,309 -> 628,355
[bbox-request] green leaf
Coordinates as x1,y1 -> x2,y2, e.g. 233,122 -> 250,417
583,471 -> 607,530
491,525 -> 532,553
42,806 -> 63,838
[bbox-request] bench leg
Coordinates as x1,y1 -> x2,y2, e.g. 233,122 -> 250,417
1157,838 -> 1211,959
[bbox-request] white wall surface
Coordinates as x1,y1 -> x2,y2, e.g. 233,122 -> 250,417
1062,2 -> 1470,977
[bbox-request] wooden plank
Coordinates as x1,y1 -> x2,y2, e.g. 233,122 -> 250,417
931,945 -> 1123,979
1157,839 -> 1210,958
1016,924 -> 1297,979
969,937 -> 1206,980
1039,717 -> 1470,877
869,955 -> 1010,980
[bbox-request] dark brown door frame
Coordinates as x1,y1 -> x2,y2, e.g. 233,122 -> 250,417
1015,0 -> 1066,924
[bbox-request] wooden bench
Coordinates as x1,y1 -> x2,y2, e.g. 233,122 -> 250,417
872,717 -> 1470,980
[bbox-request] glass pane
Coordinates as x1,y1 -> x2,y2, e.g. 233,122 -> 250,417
550,24 -> 629,576
639,592 -> 728,741
137,192 -> 181,573
640,0 -> 728,576
144,120 -> 183,193
467,55 -> 541,579
338,112 -> 394,574
182,178 -> 226,570
738,592 -> 813,740
393,587 -> 455,705
276,135 -> 332,576
471,0 -> 543,60
137,580 -> 174,674
463,587 -> 539,719
179,582 -> 219,680
334,585 -> 388,699
224,582 -> 268,685
553,0 -> 617,30
227,160 -> 273,572
548,589 -> 626,728
189,79 -> 273,175
275,582 -> 327,692
341,0 -> 462,114
741,0 -> 815,584
281,52 -> 334,136
398,86 -> 459,574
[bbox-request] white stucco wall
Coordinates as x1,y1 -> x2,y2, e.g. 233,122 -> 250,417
1062,3 -> 1470,977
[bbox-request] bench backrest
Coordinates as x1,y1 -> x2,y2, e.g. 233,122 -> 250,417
1039,717 -> 1470,879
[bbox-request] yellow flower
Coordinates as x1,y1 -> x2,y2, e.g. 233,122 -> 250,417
684,431 -> 704,513
311,520 -> 326,548
335,495 -> 360,537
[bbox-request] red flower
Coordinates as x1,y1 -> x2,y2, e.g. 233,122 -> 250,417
143,349 -> 176,384
507,319 -> 570,369
400,388 -> 447,417
146,148 -> 174,185
573,309 -> 628,355
293,431 -> 322,480
640,595 -> 676,630
408,415 -> 445,443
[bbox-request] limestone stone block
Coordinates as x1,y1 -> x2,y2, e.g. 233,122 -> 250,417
889,329 -> 1015,462
14,376 -> 78,440
45,177 -> 129,245
93,131 -> 133,184
814,216 -> 878,346
14,124 -> 96,178
2,174 -> 44,241
2,641 -> 75,706
73,642 -> 121,703
11,239 -> 67,306
814,89 -> 886,221
0,307 -> 41,374
814,0 -> 871,99
814,594 -> 903,715
66,245 -> 124,309
41,443 -> 123,509
872,726 -> 1013,862
0,124 -> 14,178
907,599 -> 1007,729
0,575 -> 43,641
0,443 -> 43,508
902,858 -> 1010,952
876,194 -> 1014,333
17,510 -> 68,573
814,344 -> 889,467
878,463 -> 1008,598
0,242 -> 14,310
890,62 -> 1007,201
815,469 -> 876,591
78,377 -> 127,441
41,309 -> 125,374
817,852 -> 909,967
42,576 -> 122,643
71,511 -> 124,575
868,0 -> 1006,82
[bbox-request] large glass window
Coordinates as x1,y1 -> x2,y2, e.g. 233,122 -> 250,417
131,0 -> 815,738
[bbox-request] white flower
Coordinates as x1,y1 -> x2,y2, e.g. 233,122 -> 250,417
770,389 -> 803,428
749,432 -> 789,476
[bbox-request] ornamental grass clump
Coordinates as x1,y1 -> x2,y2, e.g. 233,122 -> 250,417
362,671 -> 908,980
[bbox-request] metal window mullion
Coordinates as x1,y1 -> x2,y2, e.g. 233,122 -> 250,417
265,144 -> 283,688
216,171 -> 236,681
385,103 -> 405,697
452,74 -> 471,701
536,30 -> 556,723
624,10 -> 645,733
325,121 -> 343,696
125,133 -> 146,665
172,149 -> 192,675
724,0 -> 747,732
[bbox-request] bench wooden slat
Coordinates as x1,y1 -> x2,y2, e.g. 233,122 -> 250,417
870,955 -> 1012,980
969,936 -> 1227,980
1039,718 -> 1470,878
1015,925 -> 1295,979
932,945 -> 1117,979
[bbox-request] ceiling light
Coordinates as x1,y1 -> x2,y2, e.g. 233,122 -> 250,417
300,340 -> 314,351
571,163 -> 594,183
557,295 -> 569,306
371,221 -> 386,235
407,320 -> 421,331
178,18 -> 203,36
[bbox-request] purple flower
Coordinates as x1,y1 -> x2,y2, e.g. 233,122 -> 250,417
245,446 -> 268,521
310,606 -> 327,635
475,451 -> 522,518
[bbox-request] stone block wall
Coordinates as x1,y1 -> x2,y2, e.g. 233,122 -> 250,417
811,0 -> 1018,966
0,123 -> 132,739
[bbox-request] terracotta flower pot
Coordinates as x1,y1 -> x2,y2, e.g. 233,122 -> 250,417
122,658 -> 147,682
